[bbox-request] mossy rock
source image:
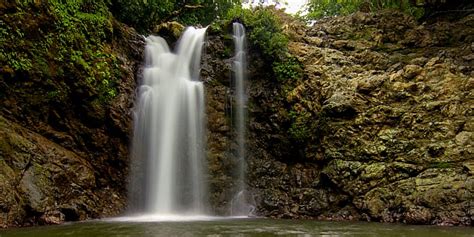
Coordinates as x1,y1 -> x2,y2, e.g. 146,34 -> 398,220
153,21 -> 185,40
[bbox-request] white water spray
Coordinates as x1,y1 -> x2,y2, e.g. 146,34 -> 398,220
230,22 -> 252,216
128,27 -> 208,216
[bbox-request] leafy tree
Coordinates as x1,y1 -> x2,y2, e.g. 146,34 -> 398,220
305,0 -> 424,19
179,0 -> 242,25
110,0 -> 241,33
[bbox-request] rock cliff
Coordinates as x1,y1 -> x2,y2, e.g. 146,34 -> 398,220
240,11 -> 473,225
0,2 -> 143,227
0,3 -> 472,227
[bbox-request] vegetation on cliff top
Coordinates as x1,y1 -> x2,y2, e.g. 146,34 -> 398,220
306,0 -> 424,19
305,0 -> 472,20
110,0 -> 241,33
1,0 -> 119,104
225,6 -> 303,82
1,0 -> 472,228
224,6 -> 307,141
1,0 -> 241,108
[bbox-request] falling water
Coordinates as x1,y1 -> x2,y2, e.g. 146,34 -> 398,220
128,27 -> 208,216
230,22 -> 251,216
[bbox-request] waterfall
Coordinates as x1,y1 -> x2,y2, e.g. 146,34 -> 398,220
128,27 -> 208,216
230,22 -> 252,216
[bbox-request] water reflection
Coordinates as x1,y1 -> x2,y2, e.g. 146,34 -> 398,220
1,219 -> 473,237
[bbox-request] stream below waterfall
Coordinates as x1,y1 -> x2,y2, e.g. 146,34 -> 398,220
2,219 -> 473,236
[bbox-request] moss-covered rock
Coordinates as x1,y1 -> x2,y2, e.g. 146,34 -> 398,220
0,1 -> 143,227
0,116 -> 105,226
241,10 -> 473,225
1,2 -> 472,227
353,168 -> 473,225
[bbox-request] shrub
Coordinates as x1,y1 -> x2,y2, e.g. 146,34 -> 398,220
288,107 -> 312,142
226,6 -> 303,82
306,0 -> 424,19
110,0 -> 240,33
1,0 -> 119,103
227,6 -> 288,60
273,57 -> 303,82
109,0 -> 174,33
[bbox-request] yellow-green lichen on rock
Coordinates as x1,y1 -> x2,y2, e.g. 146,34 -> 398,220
245,9 -> 473,225
0,115 -> 107,226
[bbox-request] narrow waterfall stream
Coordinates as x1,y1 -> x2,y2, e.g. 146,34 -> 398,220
128,27 -> 208,216
230,22 -> 252,216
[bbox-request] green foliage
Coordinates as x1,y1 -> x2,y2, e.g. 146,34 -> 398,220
0,18 -> 33,72
227,6 -> 288,60
179,0 -> 241,26
111,0 -> 240,33
226,6 -> 302,82
48,0 -> 118,102
288,107 -> 312,142
273,57 -> 303,82
306,0 -> 361,18
110,0 -> 174,33
306,0 -> 424,19
429,162 -> 453,169
1,0 -> 120,103
0,51 -> 33,72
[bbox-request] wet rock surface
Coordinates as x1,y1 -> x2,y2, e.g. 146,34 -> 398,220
239,11 -> 473,225
0,115 -> 118,226
1,6 -> 473,227
0,4 -> 143,226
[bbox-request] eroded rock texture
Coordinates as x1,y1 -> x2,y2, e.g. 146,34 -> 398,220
1,4 -> 472,227
0,2 -> 143,227
241,11 -> 473,225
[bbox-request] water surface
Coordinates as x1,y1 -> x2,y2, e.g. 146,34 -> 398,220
2,218 -> 473,237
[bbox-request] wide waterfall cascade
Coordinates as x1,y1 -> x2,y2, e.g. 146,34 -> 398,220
230,22 -> 253,216
128,27 -> 208,216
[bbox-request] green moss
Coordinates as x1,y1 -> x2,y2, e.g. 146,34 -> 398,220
363,187 -> 391,217
0,160 -> 17,188
361,163 -> 386,180
288,107 -> 312,142
273,56 -> 303,82
428,162 -> 453,169
0,1 -> 120,104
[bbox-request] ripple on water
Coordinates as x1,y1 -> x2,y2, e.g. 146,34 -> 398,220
102,215 -> 249,223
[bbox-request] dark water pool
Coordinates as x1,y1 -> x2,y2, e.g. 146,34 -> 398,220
1,217 -> 473,237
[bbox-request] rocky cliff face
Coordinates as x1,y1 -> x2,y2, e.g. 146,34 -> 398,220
0,2 -> 143,227
240,11 -> 473,225
1,4 -> 472,227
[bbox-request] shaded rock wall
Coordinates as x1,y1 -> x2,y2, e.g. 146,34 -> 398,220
0,115 -> 101,226
201,30 -> 249,214
242,11 -> 473,225
1,5 -> 472,227
0,2 -> 144,227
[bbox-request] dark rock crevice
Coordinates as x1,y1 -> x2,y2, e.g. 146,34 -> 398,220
0,5 -> 472,227
232,10 -> 473,225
